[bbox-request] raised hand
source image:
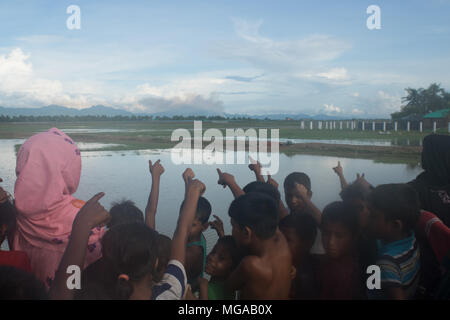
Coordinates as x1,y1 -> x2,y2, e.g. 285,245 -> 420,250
186,176 -> 206,196
332,161 -> 344,176
209,214 -> 225,238
266,174 -> 279,189
355,173 -> 372,190
74,192 -> 110,229
216,168 -> 235,188
248,156 -> 262,175
183,168 -> 195,184
149,159 -> 165,178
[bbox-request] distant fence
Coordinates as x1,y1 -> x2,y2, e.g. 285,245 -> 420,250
298,120 -> 450,133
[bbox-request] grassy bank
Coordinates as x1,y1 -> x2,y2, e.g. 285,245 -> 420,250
2,120 -> 447,164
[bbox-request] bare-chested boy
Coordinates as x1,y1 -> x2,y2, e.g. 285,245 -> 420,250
225,192 -> 294,299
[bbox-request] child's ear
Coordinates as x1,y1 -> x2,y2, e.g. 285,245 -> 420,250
308,190 -> 313,199
243,226 -> 252,241
154,258 -> 159,271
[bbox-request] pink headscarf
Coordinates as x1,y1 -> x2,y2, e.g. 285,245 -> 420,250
13,128 -> 104,287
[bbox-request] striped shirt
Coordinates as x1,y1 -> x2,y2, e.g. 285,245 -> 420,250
369,232 -> 421,299
152,260 -> 187,300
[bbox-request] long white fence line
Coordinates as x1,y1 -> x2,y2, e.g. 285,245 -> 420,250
298,120 -> 450,132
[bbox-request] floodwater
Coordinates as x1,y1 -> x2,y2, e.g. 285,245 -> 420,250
0,138 -> 423,253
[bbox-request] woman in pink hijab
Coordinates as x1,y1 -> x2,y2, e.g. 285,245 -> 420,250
12,128 -> 104,288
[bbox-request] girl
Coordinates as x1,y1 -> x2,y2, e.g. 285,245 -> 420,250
12,128 -> 104,287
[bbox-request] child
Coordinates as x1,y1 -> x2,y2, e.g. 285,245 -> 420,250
0,182 -> 32,273
340,181 -> 378,279
283,172 -> 322,224
226,192 -> 293,299
100,222 -> 160,300
318,201 -> 364,300
182,169 -> 211,288
13,128 -> 104,288
186,235 -> 241,300
107,199 -> 144,228
279,213 -> 319,299
367,184 -> 421,300
243,180 -> 289,220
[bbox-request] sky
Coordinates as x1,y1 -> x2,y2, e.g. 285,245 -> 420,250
0,0 -> 449,117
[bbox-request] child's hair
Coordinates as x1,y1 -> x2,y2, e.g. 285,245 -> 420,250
279,213 -> 318,248
367,184 -> 421,233
107,199 -> 144,229
243,181 -> 281,202
0,266 -> 48,300
321,201 -> 359,236
101,222 -> 159,300
0,199 -> 16,232
154,234 -> 172,283
283,172 -> 311,191
181,196 -> 211,225
228,192 -> 278,239
216,235 -> 241,270
340,183 -> 371,203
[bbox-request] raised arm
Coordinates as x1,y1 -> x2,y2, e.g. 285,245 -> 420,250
217,168 -> 244,198
267,175 -> 289,220
170,169 -> 205,266
248,157 -> 265,182
145,159 -> 165,229
295,183 -> 322,225
49,192 -> 110,300
209,214 -> 225,238
332,161 -> 348,191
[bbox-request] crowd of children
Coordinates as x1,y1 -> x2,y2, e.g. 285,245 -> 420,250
0,127 -> 449,300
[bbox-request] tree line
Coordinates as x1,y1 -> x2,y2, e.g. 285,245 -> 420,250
0,114 -> 256,122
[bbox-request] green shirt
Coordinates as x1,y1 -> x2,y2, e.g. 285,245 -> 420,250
208,280 -> 234,300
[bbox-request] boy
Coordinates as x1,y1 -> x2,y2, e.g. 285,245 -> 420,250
279,213 -> 319,299
283,172 -> 322,224
367,184 -> 421,300
226,192 -> 293,299
183,169 -> 212,287
318,201 -> 364,300
340,181 -> 378,279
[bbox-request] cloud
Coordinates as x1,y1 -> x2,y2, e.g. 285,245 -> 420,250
133,93 -> 224,115
219,18 -> 352,73
322,103 -> 342,114
317,68 -> 349,81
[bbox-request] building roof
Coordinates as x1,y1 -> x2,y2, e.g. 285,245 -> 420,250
423,108 -> 450,119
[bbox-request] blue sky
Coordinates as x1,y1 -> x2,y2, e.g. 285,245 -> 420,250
0,0 -> 449,117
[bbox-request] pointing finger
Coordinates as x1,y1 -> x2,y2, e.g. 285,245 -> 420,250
89,192 -> 105,203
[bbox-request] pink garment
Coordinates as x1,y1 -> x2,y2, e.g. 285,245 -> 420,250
13,128 -> 104,288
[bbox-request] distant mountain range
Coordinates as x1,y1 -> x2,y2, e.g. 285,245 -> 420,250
0,105 -> 384,120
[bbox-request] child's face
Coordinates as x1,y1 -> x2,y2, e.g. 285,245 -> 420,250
350,199 -> 370,230
280,226 -> 308,265
367,206 -> 392,240
230,218 -> 249,249
321,221 -> 354,260
205,242 -> 234,278
188,217 -> 207,239
284,185 -> 311,214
